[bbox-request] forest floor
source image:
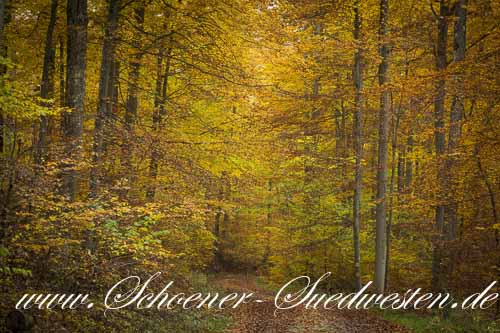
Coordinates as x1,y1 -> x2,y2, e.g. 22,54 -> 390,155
215,274 -> 408,333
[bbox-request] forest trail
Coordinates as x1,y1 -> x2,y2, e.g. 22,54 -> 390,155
215,274 -> 408,333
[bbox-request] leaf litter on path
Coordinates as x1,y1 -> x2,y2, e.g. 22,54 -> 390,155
215,274 -> 408,333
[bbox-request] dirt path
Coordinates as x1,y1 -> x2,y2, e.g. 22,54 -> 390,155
215,274 -> 408,333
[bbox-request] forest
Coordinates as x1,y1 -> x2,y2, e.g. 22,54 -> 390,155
0,0 -> 499,331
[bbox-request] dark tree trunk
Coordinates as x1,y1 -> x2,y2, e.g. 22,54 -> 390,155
90,0 -> 120,197
405,133 -> 413,188
441,0 -> 467,291
397,149 -> 404,192
431,0 -> 449,292
385,104 -> 401,290
0,0 -> 5,61
102,59 -> 119,154
35,0 -> 58,165
352,0 -> 363,292
304,74 -> 320,215
0,0 -> 9,155
263,179 -> 272,266
0,109 -> 3,154
146,48 -> 164,201
334,100 -> 347,180
107,59 -> 119,116
121,3 -> 145,198
61,0 -> 88,201
147,45 -> 172,201
0,0 -> 9,241
213,174 -> 225,270
444,0 -> 467,241
475,146 -> 498,246
375,0 -> 390,294
59,36 -> 65,106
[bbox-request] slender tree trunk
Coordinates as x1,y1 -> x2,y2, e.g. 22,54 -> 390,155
352,0 -> 363,292
405,133 -> 413,188
441,0 -> 467,289
213,175 -> 225,270
90,0 -> 120,197
0,0 -> 8,155
304,74 -> 320,215
61,0 -> 88,201
107,59 -> 119,115
334,106 -> 342,178
431,0 -> 449,292
375,0 -> 390,294
147,45 -> 172,201
445,0 -> 467,241
475,146 -> 498,246
35,0 -> 58,165
101,59 -> 119,154
59,36 -> 65,106
146,48 -> 164,201
385,105 -> 400,290
341,101 -> 347,178
0,109 -> 3,154
0,0 -> 7,45
334,100 -> 347,180
474,104 -> 499,315
121,3 -> 145,200
263,179 -> 272,266
0,0 -> 9,241
397,149 -> 404,192
221,171 -> 231,239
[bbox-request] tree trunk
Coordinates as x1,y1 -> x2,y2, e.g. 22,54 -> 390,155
35,0 -> 58,165
334,100 -> 346,180
0,0 -> 7,50
475,146 -> 498,246
147,45 -> 172,201
101,59 -> 119,154
445,0 -> 467,241
352,0 -> 363,292
385,104 -> 401,290
61,0 -> 88,201
304,74 -> 320,216
397,148 -> 404,192
59,36 -> 65,106
405,133 -> 413,188
375,0 -> 390,294
0,0 -> 8,155
0,0 -> 9,240
107,59 -> 119,116
121,3 -> 145,199
146,47 -> 164,201
90,0 -> 120,197
431,0 -> 448,292
213,174 -> 225,270
441,0 -> 467,290
263,179 -> 272,266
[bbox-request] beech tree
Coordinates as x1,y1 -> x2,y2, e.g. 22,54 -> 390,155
352,0 -> 363,292
35,0 -> 58,166
90,0 -> 120,196
61,0 -> 88,201
375,0 -> 390,294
